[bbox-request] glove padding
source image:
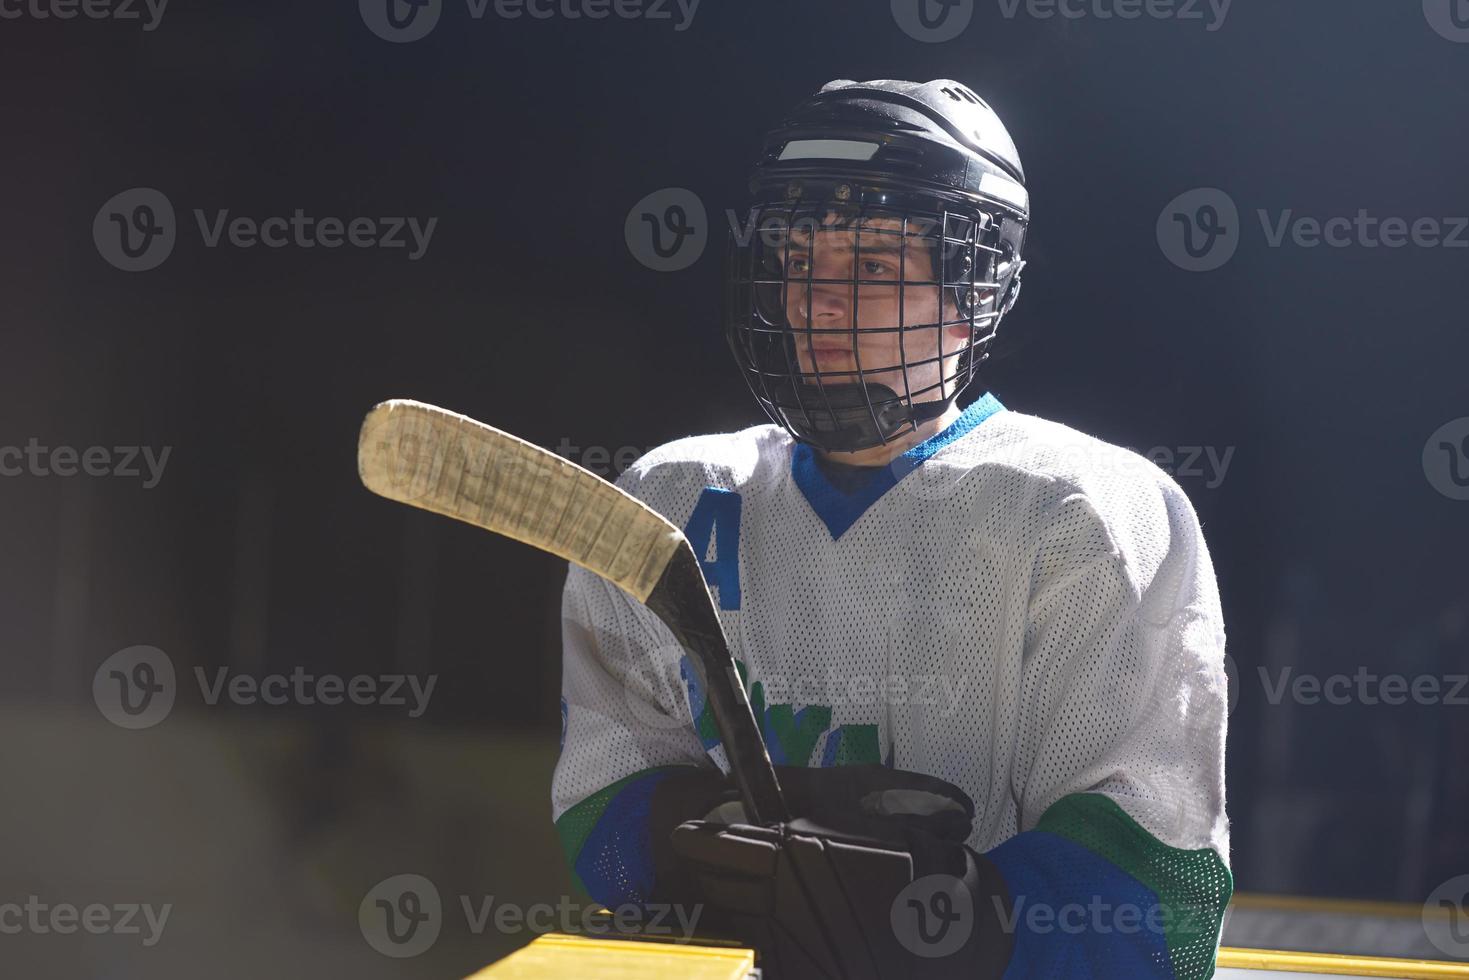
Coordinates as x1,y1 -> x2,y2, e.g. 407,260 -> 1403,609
670,817 -> 1014,980
700,764 -> 976,845
772,764 -> 975,844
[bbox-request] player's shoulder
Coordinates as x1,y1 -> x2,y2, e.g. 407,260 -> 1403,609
614,421 -> 790,509
971,408 -> 1183,499
957,406 -> 1206,574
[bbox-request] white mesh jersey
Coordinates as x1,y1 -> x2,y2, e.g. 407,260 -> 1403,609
553,394 -> 1230,866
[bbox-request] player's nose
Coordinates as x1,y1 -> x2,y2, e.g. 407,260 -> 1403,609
795,279 -> 850,323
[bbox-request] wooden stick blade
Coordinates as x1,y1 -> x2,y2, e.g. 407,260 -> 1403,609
357,399 -> 685,602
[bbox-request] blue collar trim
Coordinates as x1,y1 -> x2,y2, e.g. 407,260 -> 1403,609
790,392 -> 1006,540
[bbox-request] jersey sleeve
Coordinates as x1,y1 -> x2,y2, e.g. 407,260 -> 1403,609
551,469 -> 719,908
984,478 -> 1233,979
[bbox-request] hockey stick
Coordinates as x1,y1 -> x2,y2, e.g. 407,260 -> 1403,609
357,399 -> 789,825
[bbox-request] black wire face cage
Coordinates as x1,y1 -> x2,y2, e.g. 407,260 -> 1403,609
725,183 -> 1023,454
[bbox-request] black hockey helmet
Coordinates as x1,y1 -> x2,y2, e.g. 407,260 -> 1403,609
724,79 -> 1030,453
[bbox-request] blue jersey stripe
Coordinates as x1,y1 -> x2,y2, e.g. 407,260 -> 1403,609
988,829 -> 1176,979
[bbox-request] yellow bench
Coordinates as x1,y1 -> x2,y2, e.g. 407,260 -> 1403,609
470,934 -> 1469,979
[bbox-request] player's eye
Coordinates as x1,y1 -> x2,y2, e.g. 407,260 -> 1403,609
859,258 -> 892,277
786,255 -> 810,275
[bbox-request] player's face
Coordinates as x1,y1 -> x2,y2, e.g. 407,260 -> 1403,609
783,214 -> 975,404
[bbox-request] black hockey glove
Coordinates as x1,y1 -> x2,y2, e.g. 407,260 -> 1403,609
645,763 -> 976,909
770,763 -> 975,843
669,817 -> 1014,980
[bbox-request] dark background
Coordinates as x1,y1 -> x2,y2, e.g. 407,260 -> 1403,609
2,0 -> 1467,976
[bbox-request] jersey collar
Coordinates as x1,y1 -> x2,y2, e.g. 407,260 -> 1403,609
790,392 -> 1006,540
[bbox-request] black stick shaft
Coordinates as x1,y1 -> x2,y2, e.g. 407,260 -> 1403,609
644,545 -> 789,826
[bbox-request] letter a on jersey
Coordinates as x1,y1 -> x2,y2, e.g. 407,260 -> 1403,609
682,487 -> 742,610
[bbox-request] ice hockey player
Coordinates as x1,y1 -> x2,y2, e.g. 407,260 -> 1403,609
553,78 -> 1232,978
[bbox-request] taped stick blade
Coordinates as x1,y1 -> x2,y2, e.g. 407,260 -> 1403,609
357,399 -> 685,602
